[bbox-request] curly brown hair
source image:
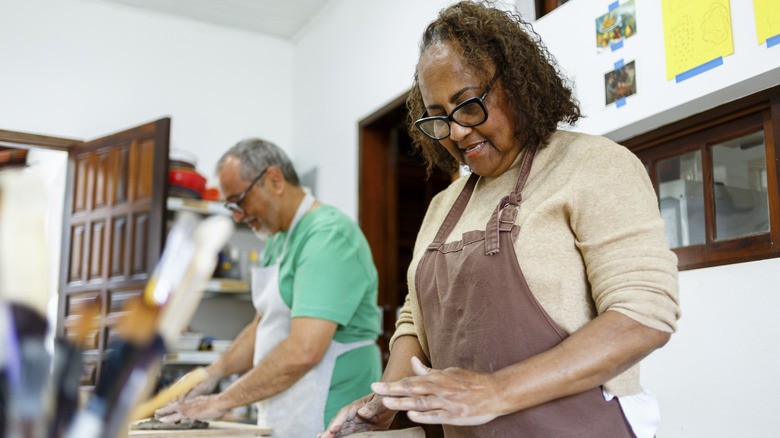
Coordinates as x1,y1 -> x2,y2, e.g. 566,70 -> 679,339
406,1 -> 582,175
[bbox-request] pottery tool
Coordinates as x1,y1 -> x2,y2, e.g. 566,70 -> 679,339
65,212 -> 233,438
48,297 -> 102,438
5,303 -> 52,438
123,213 -> 232,421
118,213 -> 233,435
144,212 -> 199,308
155,213 -> 234,346
0,167 -> 54,438
0,167 -> 51,316
129,367 -> 208,421
66,296 -> 164,438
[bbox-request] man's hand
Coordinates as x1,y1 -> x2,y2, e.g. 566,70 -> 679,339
154,395 -> 228,423
371,357 -> 501,426
317,393 -> 396,438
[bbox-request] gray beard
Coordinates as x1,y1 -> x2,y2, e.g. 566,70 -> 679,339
251,226 -> 273,242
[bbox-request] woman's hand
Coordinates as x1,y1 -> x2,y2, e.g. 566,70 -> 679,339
317,393 -> 396,438
154,395 -> 228,423
371,357 -> 502,426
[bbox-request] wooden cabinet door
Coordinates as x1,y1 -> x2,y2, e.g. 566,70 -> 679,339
57,118 -> 170,390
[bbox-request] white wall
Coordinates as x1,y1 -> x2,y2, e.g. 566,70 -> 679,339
0,0 -> 295,187
642,258 -> 780,437
291,0 -> 455,217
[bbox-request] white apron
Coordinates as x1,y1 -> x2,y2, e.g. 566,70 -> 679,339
250,193 -> 374,437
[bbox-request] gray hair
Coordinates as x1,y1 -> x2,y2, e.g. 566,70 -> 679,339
217,138 -> 300,186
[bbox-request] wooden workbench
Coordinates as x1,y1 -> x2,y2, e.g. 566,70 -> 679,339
127,421 -> 272,437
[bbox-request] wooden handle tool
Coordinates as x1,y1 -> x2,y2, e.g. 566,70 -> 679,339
130,367 -> 209,421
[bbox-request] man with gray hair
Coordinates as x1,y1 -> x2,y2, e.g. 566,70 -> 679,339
157,138 -> 382,437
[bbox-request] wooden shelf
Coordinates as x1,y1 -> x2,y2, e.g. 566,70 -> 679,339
167,197 -> 230,215
164,350 -> 220,365
205,278 -> 249,293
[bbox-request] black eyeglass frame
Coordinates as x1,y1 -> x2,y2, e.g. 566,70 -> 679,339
224,168 -> 268,215
414,73 -> 499,140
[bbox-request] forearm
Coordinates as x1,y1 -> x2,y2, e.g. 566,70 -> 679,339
212,336 -> 318,409
207,315 -> 259,378
209,317 -> 337,411
359,335 -> 428,423
382,335 -> 427,382
493,310 -> 670,415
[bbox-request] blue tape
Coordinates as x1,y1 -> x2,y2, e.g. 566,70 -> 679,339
616,97 -> 627,108
675,56 -> 724,83
609,1 -> 619,11
767,34 -> 780,48
614,59 -> 625,70
611,40 -> 624,51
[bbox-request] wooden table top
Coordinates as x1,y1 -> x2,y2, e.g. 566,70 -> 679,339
127,420 -> 272,437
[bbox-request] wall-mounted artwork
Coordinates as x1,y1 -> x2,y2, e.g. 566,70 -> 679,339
596,0 -> 637,52
753,0 -> 780,47
662,0 -> 733,81
604,60 -> 636,106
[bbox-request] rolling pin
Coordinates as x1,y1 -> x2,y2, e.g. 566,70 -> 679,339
130,367 -> 209,421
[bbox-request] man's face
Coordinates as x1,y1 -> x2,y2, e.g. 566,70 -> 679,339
218,156 -> 279,236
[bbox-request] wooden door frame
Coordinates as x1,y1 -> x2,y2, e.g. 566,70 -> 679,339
358,91 -> 409,360
0,129 -> 82,150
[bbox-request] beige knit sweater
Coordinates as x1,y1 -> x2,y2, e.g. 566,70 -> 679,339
390,130 -> 680,396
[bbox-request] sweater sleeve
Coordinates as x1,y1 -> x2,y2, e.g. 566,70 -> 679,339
570,142 -> 680,333
389,293 -> 417,352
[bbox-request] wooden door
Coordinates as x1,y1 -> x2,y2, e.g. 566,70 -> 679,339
359,95 -> 452,437
57,118 -> 170,390
359,95 -> 453,364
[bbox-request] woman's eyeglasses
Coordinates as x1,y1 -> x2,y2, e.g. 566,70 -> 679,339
414,74 -> 498,140
224,168 -> 267,215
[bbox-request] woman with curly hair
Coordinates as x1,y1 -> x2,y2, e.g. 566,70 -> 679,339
320,2 -> 679,437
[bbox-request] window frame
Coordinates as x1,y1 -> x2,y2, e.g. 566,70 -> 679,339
623,85 -> 780,270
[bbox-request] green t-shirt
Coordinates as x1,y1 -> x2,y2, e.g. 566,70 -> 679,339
262,204 -> 382,427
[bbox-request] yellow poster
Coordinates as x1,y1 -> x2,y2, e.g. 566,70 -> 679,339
753,0 -> 780,44
662,0 -> 734,80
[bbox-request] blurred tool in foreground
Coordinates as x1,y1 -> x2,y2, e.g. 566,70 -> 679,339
0,163 -> 233,438
0,162 -> 53,438
64,212 -> 233,438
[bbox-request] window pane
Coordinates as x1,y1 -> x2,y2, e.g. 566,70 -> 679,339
657,150 -> 705,249
710,131 -> 769,240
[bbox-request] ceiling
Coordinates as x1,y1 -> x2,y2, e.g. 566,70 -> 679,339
93,0 -> 336,40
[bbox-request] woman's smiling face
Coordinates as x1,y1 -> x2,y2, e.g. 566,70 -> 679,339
417,41 -> 523,178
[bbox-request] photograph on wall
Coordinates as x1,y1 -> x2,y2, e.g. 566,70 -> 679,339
604,60 -> 636,106
596,0 -> 637,51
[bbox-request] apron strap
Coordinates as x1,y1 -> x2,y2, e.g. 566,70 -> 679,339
272,193 -> 316,262
428,173 -> 480,249
485,144 -> 538,255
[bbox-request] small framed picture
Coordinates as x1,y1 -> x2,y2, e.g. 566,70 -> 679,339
596,0 -> 637,51
604,60 -> 637,106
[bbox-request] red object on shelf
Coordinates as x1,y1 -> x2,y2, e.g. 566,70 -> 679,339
169,168 -> 207,194
202,188 -> 220,201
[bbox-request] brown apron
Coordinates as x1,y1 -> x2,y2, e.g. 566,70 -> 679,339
414,145 -> 635,437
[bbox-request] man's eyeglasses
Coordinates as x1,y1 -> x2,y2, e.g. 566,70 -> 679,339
414,74 -> 498,140
224,168 -> 268,215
